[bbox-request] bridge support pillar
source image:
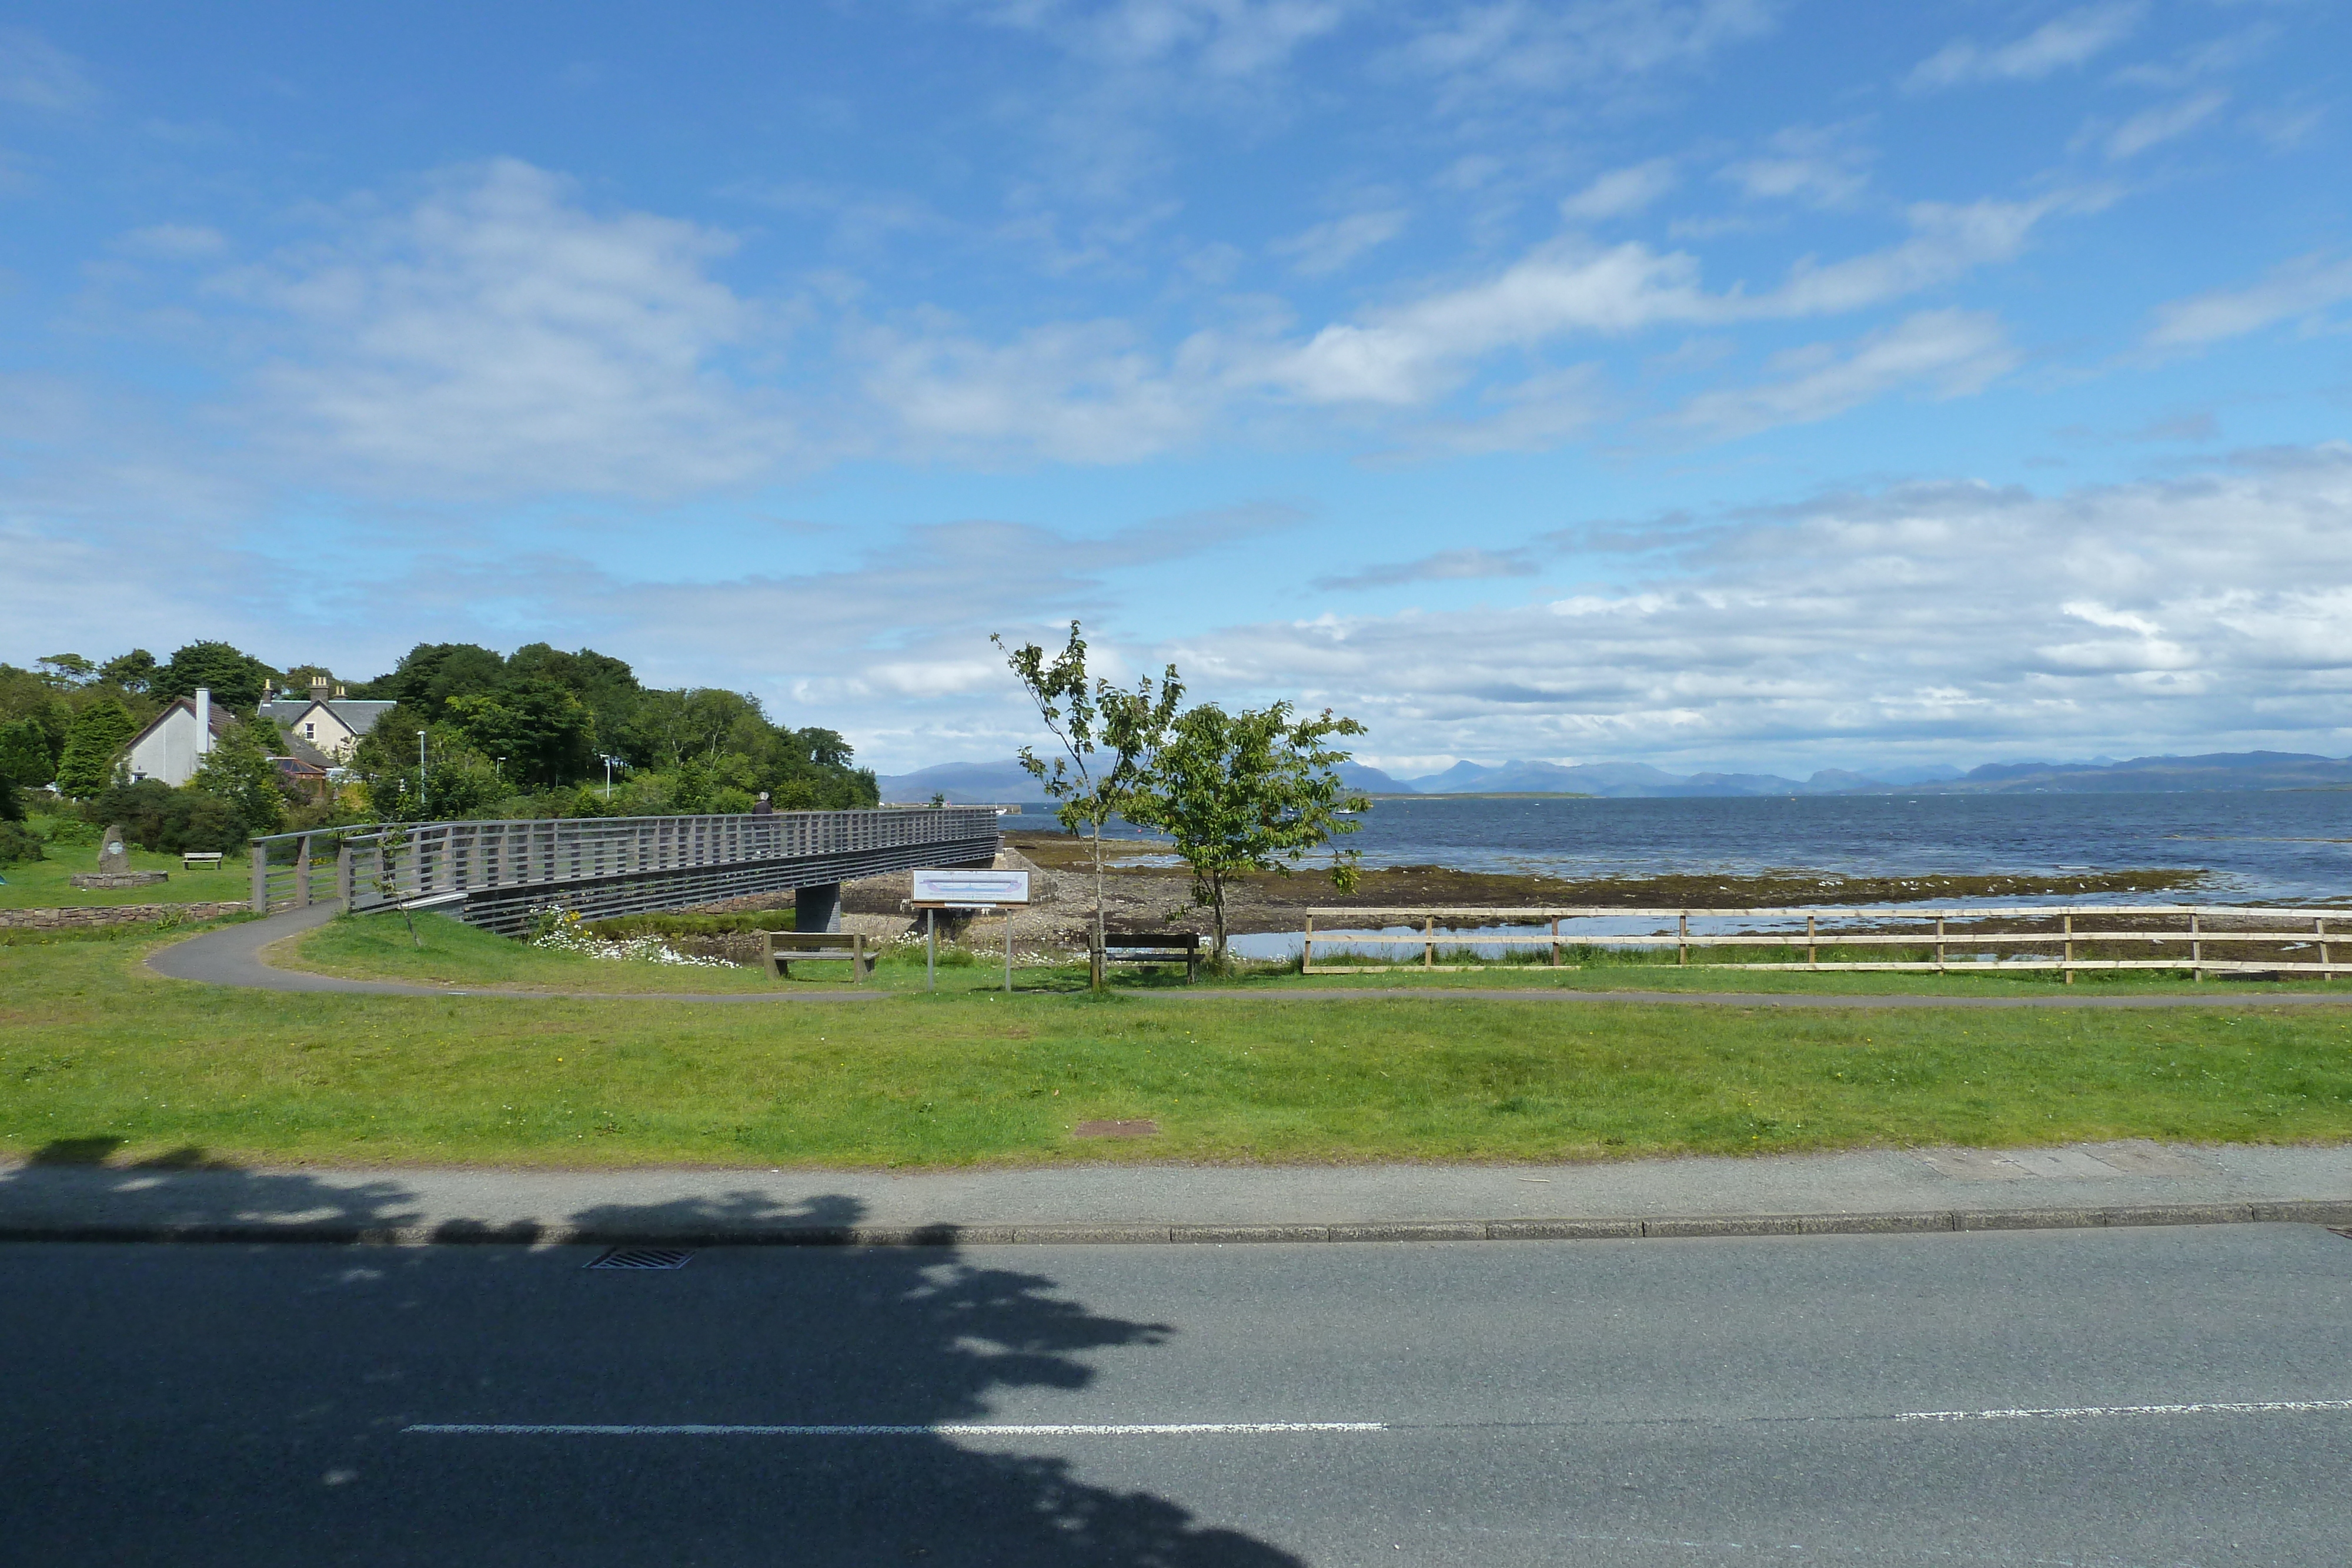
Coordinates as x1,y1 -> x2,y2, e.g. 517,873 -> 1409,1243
795,882 -> 843,934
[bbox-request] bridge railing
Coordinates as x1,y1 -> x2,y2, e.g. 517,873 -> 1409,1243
248,808 -> 1000,915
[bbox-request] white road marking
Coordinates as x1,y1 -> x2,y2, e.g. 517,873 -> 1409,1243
1896,1398 -> 2352,1422
405,1421 -> 1387,1436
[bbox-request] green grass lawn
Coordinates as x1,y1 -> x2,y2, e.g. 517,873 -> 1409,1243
0,844 -> 249,908
3,920 -> 2350,1170
279,911 -> 787,994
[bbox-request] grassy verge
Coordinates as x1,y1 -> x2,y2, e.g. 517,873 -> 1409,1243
3,927 -> 2350,1169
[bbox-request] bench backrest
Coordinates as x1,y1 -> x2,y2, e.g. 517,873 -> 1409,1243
1101,932 -> 1200,950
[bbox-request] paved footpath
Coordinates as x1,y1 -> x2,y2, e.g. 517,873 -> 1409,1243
6,1139 -> 2347,1246
151,904 -> 2352,1009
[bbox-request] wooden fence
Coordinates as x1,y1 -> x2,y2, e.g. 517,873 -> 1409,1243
1299,905 -> 2352,982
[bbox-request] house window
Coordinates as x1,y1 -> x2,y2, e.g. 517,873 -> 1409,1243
304,723 -> 315,738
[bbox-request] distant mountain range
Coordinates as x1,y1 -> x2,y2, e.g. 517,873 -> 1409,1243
881,751 -> 2352,804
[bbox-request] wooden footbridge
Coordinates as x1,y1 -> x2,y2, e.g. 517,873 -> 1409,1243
247,808 -> 1000,935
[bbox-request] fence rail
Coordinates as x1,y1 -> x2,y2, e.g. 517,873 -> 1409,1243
1300,905 -> 2352,981
248,808 -> 1000,931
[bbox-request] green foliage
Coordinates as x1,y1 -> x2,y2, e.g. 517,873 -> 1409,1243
191,718 -> 289,837
36,654 -> 98,687
0,716 -> 59,786
445,679 -> 598,787
0,820 -> 40,861
54,697 -> 138,799
1124,701 -> 1369,962
994,620 -> 1182,960
97,650 -> 158,694
363,641 -> 509,713
350,716 -> 509,822
77,779 -> 246,855
155,640 -> 276,711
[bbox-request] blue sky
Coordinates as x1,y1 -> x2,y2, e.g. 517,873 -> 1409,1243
3,1 -> 2349,777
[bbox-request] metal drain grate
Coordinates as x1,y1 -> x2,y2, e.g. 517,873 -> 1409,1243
586,1247 -> 694,1270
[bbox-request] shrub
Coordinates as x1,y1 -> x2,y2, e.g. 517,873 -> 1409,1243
0,821 -> 45,865
78,780 -> 245,854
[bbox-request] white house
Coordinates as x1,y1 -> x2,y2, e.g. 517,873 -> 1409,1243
256,676 -> 395,761
122,687 -> 232,787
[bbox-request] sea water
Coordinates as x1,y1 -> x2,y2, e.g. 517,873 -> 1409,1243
1085,791 -> 2352,960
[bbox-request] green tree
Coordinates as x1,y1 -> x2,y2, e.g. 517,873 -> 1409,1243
362,642 -> 507,716
0,716 -> 55,788
191,718 -> 289,837
98,650 -> 159,694
506,643 -> 642,751
1124,701 -> 1369,965
445,680 -> 598,787
36,654 -> 97,687
350,720 -> 507,822
994,621 -> 1182,968
155,641 -> 276,711
54,698 -> 137,799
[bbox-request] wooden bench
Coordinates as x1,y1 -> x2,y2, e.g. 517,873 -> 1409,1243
1090,931 -> 1201,985
763,931 -> 876,982
182,851 -> 225,871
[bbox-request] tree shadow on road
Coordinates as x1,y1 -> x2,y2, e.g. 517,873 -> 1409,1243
0,1166 -> 1307,1566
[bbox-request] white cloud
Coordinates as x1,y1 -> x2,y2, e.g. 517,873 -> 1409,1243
858,317 -> 1214,462
212,159 -> 799,500
1171,446 -> 2352,770
0,29 -> 97,111
1762,194 -> 2073,316
1272,208 -> 1408,276
1262,241 -> 1710,405
1907,3 -> 2143,91
2102,89 -> 2228,159
116,223 -> 230,260
1719,124 -> 1872,209
1675,309 -> 2017,439
1559,160 -> 1678,223
1314,546 -> 1538,591
2146,252 -> 2352,349
1397,0 -> 1776,104
977,0 -> 1348,78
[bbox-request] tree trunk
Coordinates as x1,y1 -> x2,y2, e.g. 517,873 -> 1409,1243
1090,817 -> 1107,988
1209,868 -> 1227,968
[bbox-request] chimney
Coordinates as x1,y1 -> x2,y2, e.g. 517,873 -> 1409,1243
194,687 -> 212,754
310,673 -> 332,703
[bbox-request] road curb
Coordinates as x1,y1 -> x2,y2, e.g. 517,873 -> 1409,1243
6,1198 -> 2350,1247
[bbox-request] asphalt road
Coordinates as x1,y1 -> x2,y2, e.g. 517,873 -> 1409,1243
5,1226 -> 2348,1566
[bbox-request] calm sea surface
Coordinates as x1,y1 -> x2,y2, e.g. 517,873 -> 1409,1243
1090,790 -> 2352,904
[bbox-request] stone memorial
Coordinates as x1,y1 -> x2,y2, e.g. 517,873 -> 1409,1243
71,824 -> 171,890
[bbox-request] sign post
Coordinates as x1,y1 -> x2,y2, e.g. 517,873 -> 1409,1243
910,869 -> 1031,994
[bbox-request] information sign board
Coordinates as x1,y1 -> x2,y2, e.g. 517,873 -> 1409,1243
910,868 -> 1030,908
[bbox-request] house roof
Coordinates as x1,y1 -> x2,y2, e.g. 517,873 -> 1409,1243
257,697 -> 397,737
123,696 -> 235,755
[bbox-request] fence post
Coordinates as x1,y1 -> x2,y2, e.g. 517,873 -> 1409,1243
1303,912 -> 1315,973
1551,915 -> 1561,969
1424,916 -> 1434,970
1677,912 -> 1688,967
249,838 -> 268,914
2063,912 -> 2074,985
294,834 -> 312,908
1806,914 -> 1818,971
2190,911 -> 2201,982
1936,915 -> 1946,974
336,842 -> 353,905
2318,916 -> 2331,982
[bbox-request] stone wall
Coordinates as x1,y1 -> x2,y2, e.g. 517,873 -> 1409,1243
0,902 -> 250,932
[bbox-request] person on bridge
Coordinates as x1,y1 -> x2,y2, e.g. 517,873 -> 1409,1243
752,792 -> 773,817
